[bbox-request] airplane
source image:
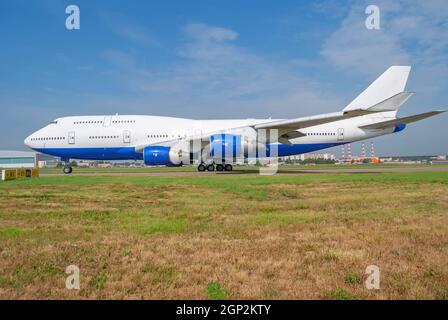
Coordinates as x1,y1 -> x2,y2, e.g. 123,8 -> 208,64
24,66 -> 445,174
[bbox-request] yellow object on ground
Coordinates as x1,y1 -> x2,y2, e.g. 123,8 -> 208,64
16,169 -> 27,178
32,168 -> 39,177
1,168 -> 39,181
1,169 -> 17,181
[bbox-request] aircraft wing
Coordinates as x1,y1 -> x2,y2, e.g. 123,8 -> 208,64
252,91 -> 416,143
134,109 -> 376,152
252,109 -> 380,143
359,110 -> 446,130
253,110 -> 371,131
135,107 -> 393,152
253,91 -> 414,133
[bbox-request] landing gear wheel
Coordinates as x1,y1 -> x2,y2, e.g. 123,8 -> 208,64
224,164 -> 233,171
197,164 -> 206,172
216,164 -> 224,171
63,166 -> 73,174
207,164 -> 215,171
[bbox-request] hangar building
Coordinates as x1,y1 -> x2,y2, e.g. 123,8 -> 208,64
0,150 -> 36,169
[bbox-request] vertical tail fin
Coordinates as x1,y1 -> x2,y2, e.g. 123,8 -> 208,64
343,66 -> 411,112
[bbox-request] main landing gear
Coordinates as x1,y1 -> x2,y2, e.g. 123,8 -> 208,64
63,165 -> 73,174
197,163 -> 233,172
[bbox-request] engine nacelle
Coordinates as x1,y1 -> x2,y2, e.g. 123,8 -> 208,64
210,134 -> 242,160
143,146 -> 185,166
243,135 -> 267,157
209,132 -> 269,162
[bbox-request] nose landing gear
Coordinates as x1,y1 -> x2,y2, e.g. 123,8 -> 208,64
61,158 -> 73,174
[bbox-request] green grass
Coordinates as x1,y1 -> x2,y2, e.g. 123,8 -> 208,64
37,163 -> 448,175
345,271 -> 362,285
129,217 -> 186,235
90,270 -> 108,291
253,211 -> 320,225
0,168 -> 447,299
206,282 -> 229,300
323,253 -> 338,262
3,169 -> 448,188
328,288 -> 358,300
0,227 -> 25,239
141,264 -> 182,285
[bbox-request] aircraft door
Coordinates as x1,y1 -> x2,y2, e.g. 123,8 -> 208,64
123,130 -> 131,143
337,128 -> 344,141
103,116 -> 112,127
68,131 -> 75,144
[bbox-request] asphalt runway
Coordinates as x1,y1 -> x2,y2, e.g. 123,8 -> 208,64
41,166 -> 448,177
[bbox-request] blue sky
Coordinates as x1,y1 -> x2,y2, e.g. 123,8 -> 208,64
0,0 -> 447,155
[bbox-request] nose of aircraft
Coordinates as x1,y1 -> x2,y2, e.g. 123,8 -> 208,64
24,135 -> 32,148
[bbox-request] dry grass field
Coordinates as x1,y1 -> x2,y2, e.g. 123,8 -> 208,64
0,168 -> 447,299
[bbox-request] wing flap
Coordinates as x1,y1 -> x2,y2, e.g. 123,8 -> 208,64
278,130 -> 306,145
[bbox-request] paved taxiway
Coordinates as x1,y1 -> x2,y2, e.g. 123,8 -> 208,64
41,166 -> 448,177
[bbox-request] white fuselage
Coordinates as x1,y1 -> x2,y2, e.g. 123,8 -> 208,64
24,113 -> 398,162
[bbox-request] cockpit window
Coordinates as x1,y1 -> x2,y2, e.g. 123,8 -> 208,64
50,120 -> 58,124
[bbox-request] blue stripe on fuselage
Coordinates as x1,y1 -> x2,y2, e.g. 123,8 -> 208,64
277,143 -> 343,156
34,143 -> 344,161
33,147 -> 143,160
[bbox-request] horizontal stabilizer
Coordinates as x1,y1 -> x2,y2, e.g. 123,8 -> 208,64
366,91 -> 413,112
359,110 -> 446,130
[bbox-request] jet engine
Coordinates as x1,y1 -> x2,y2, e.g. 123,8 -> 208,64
210,134 -> 241,160
209,132 -> 267,161
143,145 -> 188,166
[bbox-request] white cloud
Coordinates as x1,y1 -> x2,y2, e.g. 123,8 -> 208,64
103,23 -> 340,118
183,23 -> 239,42
319,0 -> 448,155
113,24 -> 158,46
320,3 -> 410,76
321,0 -> 448,82
101,13 -> 158,46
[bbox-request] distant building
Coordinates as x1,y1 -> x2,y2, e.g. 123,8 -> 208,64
97,163 -> 113,168
0,150 -> 36,169
299,153 -> 335,161
281,153 -> 335,162
37,153 -> 60,168
432,155 -> 448,164
76,160 -> 93,168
